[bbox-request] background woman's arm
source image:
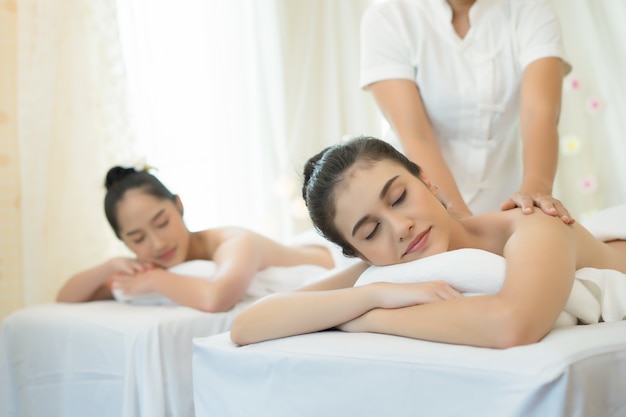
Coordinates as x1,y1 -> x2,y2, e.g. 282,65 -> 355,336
56,257 -> 148,302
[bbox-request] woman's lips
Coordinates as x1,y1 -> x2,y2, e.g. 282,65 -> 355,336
157,248 -> 176,262
403,227 -> 431,256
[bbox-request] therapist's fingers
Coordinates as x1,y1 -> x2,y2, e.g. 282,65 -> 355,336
501,192 -> 535,214
502,193 -> 575,224
534,195 -> 575,224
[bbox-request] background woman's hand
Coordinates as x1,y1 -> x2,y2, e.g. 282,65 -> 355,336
110,266 -> 161,295
501,191 -> 574,224
108,257 -> 153,276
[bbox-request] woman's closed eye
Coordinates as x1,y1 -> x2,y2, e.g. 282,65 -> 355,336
364,190 -> 406,240
365,223 -> 380,240
156,220 -> 169,228
133,235 -> 146,244
392,190 -> 407,207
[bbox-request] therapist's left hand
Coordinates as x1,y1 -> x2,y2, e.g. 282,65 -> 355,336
501,191 -> 574,224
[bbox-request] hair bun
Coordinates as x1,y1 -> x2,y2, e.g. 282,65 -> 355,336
105,166 -> 138,190
301,147 -> 331,204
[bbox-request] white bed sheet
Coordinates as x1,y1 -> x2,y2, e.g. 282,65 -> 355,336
0,300 -> 250,417
0,255 -> 339,417
192,322 -> 626,417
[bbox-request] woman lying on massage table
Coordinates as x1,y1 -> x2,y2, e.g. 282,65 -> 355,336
56,165 -> 334,312
230,136 -> 626,347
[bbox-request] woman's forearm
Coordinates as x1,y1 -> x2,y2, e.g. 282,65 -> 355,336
356,294 -> 528,349
56,262 -> 115,302
230,285 -> 378,346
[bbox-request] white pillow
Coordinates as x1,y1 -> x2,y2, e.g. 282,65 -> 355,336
112,260 -> 217,305
355,248 -> 505,295
354,248 -> 585,327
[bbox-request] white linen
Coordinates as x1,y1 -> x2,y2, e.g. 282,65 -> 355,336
112,260 -> 217,304
356,248 -> 625,326
0,301 -> 241,417
112,258 -> 335,305
193,322 -> 626,417
192,205 -> 626,416
0,260 -> 334,417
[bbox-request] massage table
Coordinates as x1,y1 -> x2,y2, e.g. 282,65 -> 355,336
191,205 -> 626,417
192,322 -> 626,417
0,257 -> 340,417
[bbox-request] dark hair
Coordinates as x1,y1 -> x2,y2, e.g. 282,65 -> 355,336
104,167 -> 177,238
302,136 -> 422,257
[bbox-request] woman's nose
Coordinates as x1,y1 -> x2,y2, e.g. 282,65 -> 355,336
390,214 -> 413,242
149,233 -> 167,250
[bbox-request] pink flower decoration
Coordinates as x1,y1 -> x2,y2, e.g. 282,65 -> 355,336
579,176 -> 597,194
568,78 -> 581,90
587,98 -> 602,113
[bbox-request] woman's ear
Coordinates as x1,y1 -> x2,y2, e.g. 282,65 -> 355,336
419,174 -> 447,208
418,173 -> 439,194
174,195 -> 184,216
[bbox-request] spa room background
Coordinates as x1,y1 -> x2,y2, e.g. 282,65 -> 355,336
1,0 -> 625,323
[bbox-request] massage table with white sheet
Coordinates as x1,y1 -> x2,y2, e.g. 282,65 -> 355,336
192,205 -> 626,417
0,233 -> 347,417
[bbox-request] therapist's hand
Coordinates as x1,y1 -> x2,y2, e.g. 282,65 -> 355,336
501,191 -> 574,224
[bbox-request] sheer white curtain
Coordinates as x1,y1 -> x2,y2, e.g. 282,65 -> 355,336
10,0 -> 133,312
550,0 -> 626,218
116,0 -> 379,240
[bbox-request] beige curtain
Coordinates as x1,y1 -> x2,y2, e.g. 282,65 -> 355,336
0,0 -> 21,323
0,0 -> 134,323
0,0 -> 379,323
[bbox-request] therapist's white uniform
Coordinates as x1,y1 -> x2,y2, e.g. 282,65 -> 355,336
360,0 -> 571,214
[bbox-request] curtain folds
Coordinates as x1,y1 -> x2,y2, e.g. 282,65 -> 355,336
1,0 -> 133,320
116,0 -> 379,239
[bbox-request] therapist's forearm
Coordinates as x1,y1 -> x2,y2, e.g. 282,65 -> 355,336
520,116 -> 559,195
369,79 -> 471,216
519,58 -> 563,196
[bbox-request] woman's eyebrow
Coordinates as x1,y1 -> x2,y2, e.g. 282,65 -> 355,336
379,175 -> 399,200
351,175 -> 399,237
151,209 -> 166,222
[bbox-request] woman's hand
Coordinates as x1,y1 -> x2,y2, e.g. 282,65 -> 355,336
110,265 -> 161,295
338,281 -> 461,333
501,191 -> 574,224
107,257 -> 153,276
370,280 -> 462,309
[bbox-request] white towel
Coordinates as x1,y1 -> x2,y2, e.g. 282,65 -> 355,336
356,204 -> 626,327
112,259 -> 334,305
112,260 -> 217,305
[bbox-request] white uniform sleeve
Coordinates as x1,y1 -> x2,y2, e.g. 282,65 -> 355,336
513,0 -> 572,74
359,3 -> 417,89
